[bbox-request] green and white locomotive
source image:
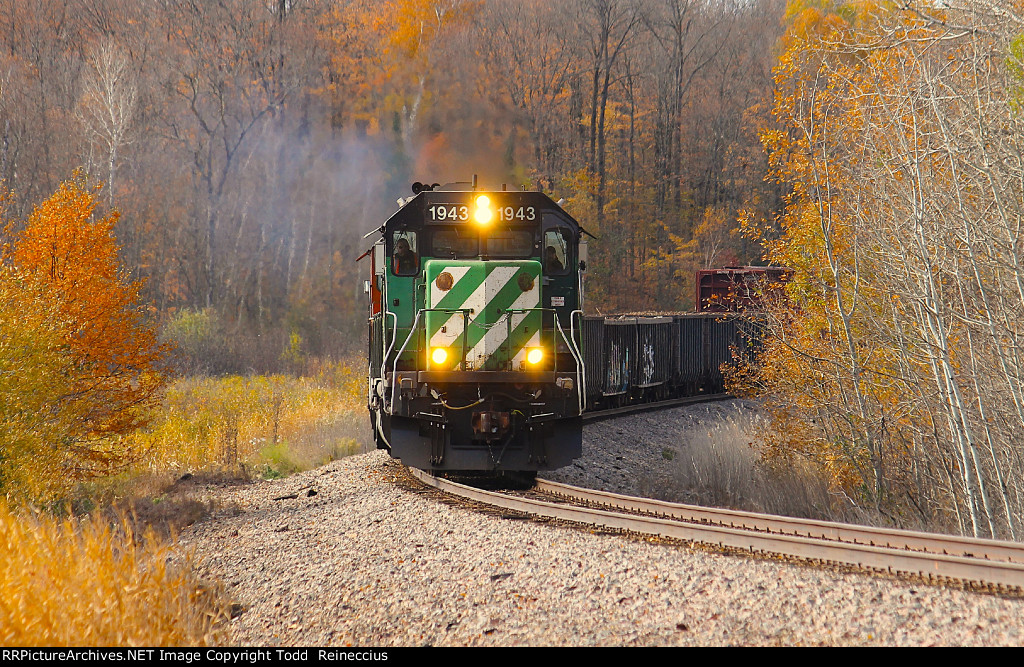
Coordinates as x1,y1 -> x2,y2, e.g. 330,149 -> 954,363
365,181 -> 588,473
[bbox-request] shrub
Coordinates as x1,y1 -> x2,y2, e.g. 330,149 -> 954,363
132,367 -> 366,476
0,273 -> 80,502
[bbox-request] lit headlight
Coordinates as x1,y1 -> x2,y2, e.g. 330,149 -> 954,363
474,195 -> 493,224
526,348 -> 544,365
431,348 -> 449,365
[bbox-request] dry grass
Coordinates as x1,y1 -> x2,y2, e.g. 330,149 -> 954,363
0,363 -> 366,647
649,407 -> 868,524
127,360 -> 367,479
0,363 -> 367,646
0,502 -> 228,646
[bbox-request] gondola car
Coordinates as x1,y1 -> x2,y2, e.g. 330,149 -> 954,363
696,266 -> 791,312
579,313 -> 761,411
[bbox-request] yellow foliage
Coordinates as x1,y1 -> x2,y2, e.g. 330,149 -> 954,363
316,0 -> 481,129
8,175 -> 168,441
0,502 -> 227,646
133,363 -> 364,475
386,0 -> 481,60
743,0 -> 952,501
0,270 -> 81,502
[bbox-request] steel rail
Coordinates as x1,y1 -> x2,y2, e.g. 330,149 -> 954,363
581,392 -> 731,423
534,479 -> 1024,565
407,467 -> 1024,590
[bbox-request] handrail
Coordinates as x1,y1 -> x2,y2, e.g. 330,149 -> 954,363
377,273 -> 399,413
388,307 -> 474,412
380,273 -> 399,378
557,313 -> 585,415
388,309 -> 422,413
388,305 -> 585,417
502,306 -> 586,416
570,309 -> 587,413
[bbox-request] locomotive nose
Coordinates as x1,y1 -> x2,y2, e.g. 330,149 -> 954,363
425,259 -> 542,371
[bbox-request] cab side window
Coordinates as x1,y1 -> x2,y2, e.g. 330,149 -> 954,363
392,231 -> 419,276
543,228 -> 570,275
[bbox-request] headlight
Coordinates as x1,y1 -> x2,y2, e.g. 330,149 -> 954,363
474,195 -> 493,224
526,348 -> 544,365
431,348 -> 449,365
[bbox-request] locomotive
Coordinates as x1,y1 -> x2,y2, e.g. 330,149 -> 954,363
364,181 -> 588,472
364,181 -> 770,474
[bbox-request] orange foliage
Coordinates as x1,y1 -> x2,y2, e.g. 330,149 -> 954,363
317,0 -> 481,131
386,0 -> 481,60
7,176 -> 168,449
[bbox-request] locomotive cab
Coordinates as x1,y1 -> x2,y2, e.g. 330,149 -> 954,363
366,184 -> 587,472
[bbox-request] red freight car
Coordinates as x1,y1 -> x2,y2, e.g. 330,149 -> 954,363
696,266 -> 791,313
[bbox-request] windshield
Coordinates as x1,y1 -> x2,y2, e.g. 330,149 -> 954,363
391,230 -> 419,276
483,228 -> 533,258
431,228 -> 478,258
431,227 -> 536,259
543,227 -> 570,275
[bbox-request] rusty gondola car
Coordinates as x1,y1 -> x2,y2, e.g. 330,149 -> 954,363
696,266 -> 791,313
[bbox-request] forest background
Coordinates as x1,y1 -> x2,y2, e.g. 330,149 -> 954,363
31,0 -> 1024,644
4,0 -> 1024,545
0,0 -> 786,375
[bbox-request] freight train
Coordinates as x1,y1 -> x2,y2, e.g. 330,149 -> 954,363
363,181 -> 766,475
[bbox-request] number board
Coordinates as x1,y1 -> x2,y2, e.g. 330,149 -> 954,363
426,203 -> 538,223
426,204 -> 469,222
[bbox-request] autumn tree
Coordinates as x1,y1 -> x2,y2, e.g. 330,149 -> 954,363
0,270 -> 79,501
77,38 -> 137,207
480,0 -> 583,190
0,0 -> 786,360
748,0 -> 1024,537
2,176 -> 168,494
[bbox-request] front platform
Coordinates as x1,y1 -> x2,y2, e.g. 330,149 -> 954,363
381,413 -> 582,471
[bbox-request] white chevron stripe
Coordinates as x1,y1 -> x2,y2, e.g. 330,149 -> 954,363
428,265 -> 473,348
428,265 -> 472,308
429,269 -> 490,350
465,269 -> 539,369
456,268 -> 518,365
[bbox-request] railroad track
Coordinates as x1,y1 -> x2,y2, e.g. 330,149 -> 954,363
407,467 -> 1024,593
581,392 -> 730,422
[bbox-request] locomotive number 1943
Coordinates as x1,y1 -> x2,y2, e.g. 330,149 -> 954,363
428,204 -> 537,222
427,205 -> 470,221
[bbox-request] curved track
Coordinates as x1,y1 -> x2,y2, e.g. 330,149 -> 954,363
407,467 -> 1024,593
580,392 -> 730,422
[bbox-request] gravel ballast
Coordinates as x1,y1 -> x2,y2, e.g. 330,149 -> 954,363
178,404 -> 1024,646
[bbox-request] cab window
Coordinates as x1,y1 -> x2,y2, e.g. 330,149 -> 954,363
392,231 -> 419,276
543,228 -> 570,275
